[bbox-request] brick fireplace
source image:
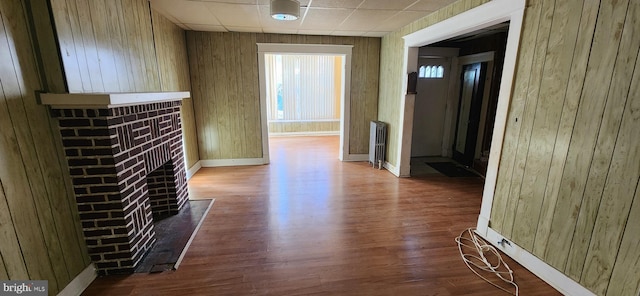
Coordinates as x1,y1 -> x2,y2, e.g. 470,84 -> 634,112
42,92 -> 190,275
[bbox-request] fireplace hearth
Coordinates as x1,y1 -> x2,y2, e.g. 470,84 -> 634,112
43,92 -> 190,275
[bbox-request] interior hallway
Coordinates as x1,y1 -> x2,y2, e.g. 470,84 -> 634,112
83,136 -> 559,295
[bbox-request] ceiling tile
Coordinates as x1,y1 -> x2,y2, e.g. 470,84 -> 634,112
339,9 -> 396,31
262,28 -> 299,34
187,0 -> 256,3
406,0 -> 456,11
332,30 -> 367,36
150,4 -> 183,24
185,24 -> 227,31
296,29 -> 335,35
310,0 -> 363,9
225,26 -> 263,32
359,0 -> 418,10
257,0 -> 311,5
300,8 -> 352,30
151,0 -> 220,25
363,31 -> 387,37
372,10 -> 427,31
151,0 -> 456,36
205,2 -> 261,27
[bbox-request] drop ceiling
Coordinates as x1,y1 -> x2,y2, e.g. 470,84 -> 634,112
150,0 -> 458,37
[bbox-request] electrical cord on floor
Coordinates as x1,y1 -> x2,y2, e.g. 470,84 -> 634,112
455,228 -> 519,295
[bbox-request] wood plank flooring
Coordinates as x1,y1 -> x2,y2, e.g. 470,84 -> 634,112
83,136 -> 560,295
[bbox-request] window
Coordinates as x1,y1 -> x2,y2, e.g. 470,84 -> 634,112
418,65 -> 444,78
265,54 -> 342,121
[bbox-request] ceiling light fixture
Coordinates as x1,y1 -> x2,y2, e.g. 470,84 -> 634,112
271,0 -> 300,21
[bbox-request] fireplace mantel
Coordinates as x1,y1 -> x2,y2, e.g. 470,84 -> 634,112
45,94 -> 191,275
41,91 -> 190,108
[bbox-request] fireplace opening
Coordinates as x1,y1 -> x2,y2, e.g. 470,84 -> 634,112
147,160 -> 178,220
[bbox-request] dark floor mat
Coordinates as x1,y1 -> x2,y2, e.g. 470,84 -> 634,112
135,199 -> 213,273
426,162 -> 479,177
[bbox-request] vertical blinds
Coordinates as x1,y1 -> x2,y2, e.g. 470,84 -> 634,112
265,54 -> 341,121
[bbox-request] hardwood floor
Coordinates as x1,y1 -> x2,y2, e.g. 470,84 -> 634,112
83,136 -> 560,295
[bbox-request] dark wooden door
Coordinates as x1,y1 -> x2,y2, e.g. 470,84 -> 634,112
453,62 -> 487,166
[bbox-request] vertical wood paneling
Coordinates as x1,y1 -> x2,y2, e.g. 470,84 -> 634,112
506,0 -> 555,243
539,0 -> 630,274
520,0 -> 583,255
0,0 -> 90,293
579,40 -> 640,294
565,0 -> 640,281
490,0 -> 543,235
535,0 -> 600,259
151,9 -> 199,169
0,180 -> 29,280
48,0 -> 199,168
50,0 -> 161,92
26,0 -> 66,93
268,121 -> 340,134
0,1 -> 198,293
188,32 -> 380,160
461,0 -> 640,294
240,33 -> 262,158
381,0 -> 640,294
606,182 -> 640,295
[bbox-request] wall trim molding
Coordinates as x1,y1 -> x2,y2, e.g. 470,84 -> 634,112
186,161 -> 202,180
342,154 -> 369,162
480,228 -> 597,296
384,161 -> 401,177
200,158 -> 267,167
257,43 -> 353,163
57,263 -> 96,296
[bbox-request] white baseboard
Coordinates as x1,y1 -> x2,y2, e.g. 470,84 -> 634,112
269,131 -> 340,137
186,161 -> 202,180
57,263 -> 96,296
481,228 -> 596,296
342,154 -> 369,162
200,158 -> 267,167
384,161 -> 400,177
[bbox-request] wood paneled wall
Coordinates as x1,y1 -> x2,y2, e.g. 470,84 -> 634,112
50,0 -> 160,93
0,0 -> 90,293
47,0 -> 199,169
151,9 -> 199,169
490,1 -> 640,294
187,32 -> 380,160
380,0 -> 639,294
268,121 -> 340,134
0,1 -> 198,292
378,0 -> 489,168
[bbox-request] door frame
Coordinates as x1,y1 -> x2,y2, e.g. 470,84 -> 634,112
446,52 -> 495,161
399,0 -> 524,233
398,1 -> 600,294
411,47 -> 459,158
257,43 -> 353,163
452,62 -> 487,165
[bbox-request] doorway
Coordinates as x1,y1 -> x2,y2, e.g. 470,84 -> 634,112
257,44 -> 354,163
264,54 -> 343,137
400,0 -> 525,235
410,37 -> 503,178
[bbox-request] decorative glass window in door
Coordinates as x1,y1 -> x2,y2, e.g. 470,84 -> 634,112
418,65 -> 444,78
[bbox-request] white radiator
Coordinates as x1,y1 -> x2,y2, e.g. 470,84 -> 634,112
369,121 -> 387,169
